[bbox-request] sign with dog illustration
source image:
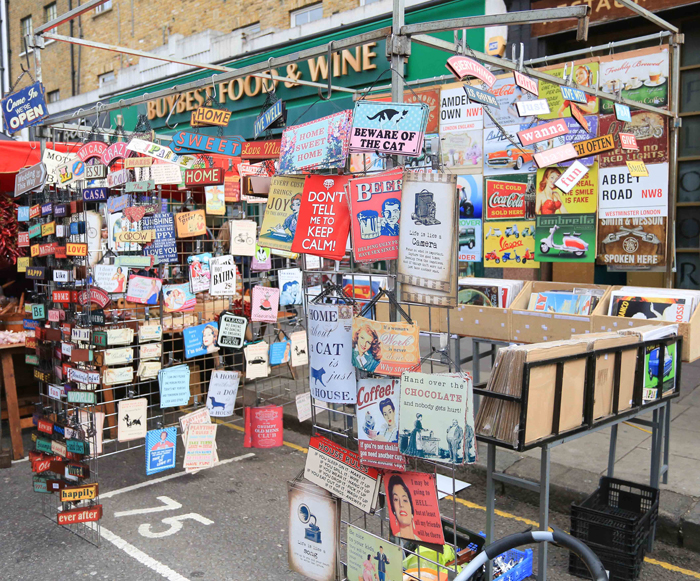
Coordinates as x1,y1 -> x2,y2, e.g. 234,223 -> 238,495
206,370 -> 240,417
483,219 -> 539,268
349,100 -> 429,156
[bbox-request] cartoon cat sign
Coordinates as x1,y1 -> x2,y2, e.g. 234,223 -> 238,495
349,101 -> 428,156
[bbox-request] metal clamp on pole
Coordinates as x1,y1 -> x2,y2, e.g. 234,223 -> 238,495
384,33 -> 411,59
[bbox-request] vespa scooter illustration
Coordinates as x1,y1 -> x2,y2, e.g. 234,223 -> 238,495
539,224 -> 588,258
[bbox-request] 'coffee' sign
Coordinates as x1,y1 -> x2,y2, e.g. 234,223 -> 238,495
184,167 -> 224,186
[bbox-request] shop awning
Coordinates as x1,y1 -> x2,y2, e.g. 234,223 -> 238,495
0,141 -> 80,192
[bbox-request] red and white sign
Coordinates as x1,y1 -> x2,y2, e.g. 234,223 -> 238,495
38,419 -> 53,434
243,405 -> 283,448
485,178 -> 527,219
78,288 -> 110,308
57,505 -> 103,525
555,160 -> 590,194
291,174 -> 351,260
446,56 -> 496,87
77,142 -> 108,162
101,141 -> 129,166
517,119 -> 569,146
619,133 -> 639,151
533,143 -> 578,168
514,71 -> 538,96
18,231 -> 29,247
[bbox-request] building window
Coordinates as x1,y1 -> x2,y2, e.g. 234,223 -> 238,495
360,0 -> 382,5
95,0 -> 113,14
47,90 -> 60,103
237,22 -> 261,37
20,16 -> 33,46
291,4 -> 323,27
98,71 -> 116,87
44,3 -> 57,33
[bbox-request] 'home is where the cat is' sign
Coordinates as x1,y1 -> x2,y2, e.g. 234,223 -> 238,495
349,101 -> 428,157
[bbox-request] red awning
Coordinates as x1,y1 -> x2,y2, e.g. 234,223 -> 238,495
0,141 -> 80,192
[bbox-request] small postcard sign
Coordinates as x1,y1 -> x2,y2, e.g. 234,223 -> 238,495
145,428 -> 177,475
349,101 -> 428,156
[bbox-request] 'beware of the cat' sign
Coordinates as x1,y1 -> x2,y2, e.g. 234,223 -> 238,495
349,101 -> 428,157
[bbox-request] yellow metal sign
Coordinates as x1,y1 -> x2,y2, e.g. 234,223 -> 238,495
124,157 -> 153,168
60,483 -> 99,502
191,107 -> 232,127
66,242 -> 88,256
41,221 -> 56,237
626,160 -> 649,177
573,134 -> 615,157
115,230 -> 155,243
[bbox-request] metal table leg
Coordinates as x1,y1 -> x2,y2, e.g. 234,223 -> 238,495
663,400 -> 671,484
607,424 -> 618,478
473,339 -> 481,385
486,444 -> 496,581
538,444 -> 551,581
648,408 -> 665,552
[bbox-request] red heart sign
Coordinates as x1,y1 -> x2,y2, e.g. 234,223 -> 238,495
123,206 -> 147,223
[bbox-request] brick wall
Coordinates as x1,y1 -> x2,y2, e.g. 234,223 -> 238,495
7,0 -> 363,100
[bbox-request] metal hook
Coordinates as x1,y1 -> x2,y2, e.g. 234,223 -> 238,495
318,42 -> 334,101
210,75 -> 217,100
519,42 -> 524,72
165,94 -> 182,130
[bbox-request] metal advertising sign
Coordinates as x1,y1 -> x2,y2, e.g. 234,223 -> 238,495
445,56 -> 496,87
191,106 -> 233,127
253,99 -> 285,137
14,163 -> 47,197
462,84 -> 499,108
184,167 -> 224,186
57,505 -> 102,525
169,131 -> 245,156
76,142 -> 108,162
1,82 -> 49,134
83,187 -> 107,201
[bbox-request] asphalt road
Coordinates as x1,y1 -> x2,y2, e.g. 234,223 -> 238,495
2,420 -> 699,581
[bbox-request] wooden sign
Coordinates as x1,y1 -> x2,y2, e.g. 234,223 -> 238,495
184,167 -> 223,186
41,202 -> 53,216
170,131 -> 245,156
116,255 -> 153,268
83,187 -> 107,201
619,133 -> 639,150
45,327 -> 62,341
66,462 -> 90,479
53,269 -> 73,283
627,160 -> 649,177
101,141 -> 129,166
573,134 -> 615,157
60,483 -> 98,502
33,476 -> 50,493
38,419 -> 53,434
445,55 -> 496,87
78,288 -> 110,308
77,141 -> 108,162
71,348 -> 93,362
53,290 -> 76,303
25,336 -> 37,349
35,437 -> 53,454
34,241 -> 57,257
55,245 -> 67,259
66,242 -> 88,256
54,203 -> 69,218
26,266 -> 46,279
124,156 -> 152,168
125,180 -> 154,193
92,331 -> 108,347
47,479 -> 69,491
57,505 -> 102,525
30,204 -> 41,218
240,139 -> 282,160
67,390 -> 97,405
115,230 -> 155,243
191,106 -> 232,127
41,221 -> 56,237
48,309 -> 65,322
28,224 -> 41,239
18,232 -> 29,247
84,164 -> 107,179
15,162 -> 47,197
31,304 -> 46,320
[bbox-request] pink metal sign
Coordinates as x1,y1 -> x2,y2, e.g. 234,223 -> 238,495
446,56 -> 496,88
517,119 -> 569,147
533,143 -> 578,168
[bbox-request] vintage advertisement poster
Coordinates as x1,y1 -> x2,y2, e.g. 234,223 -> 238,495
348,168 -> 403,263
279,268 -> 303,305
397,172 -> 457,293
531,116 -> 599,167
349,100 -> 428,156
206,370 -> 240,417
229,219 -> 257,256
347,526 -> 403,581
145,427 -> 177,476
439,85 -> 483,133
126,275 -> 162,305
259,175 -> 306,252
163,283 -> 196,312
440,130 -> 483,174
305,436 -> 381,513
598,163 -> 669,219
291,174 -> 351,260
538,59 -> 599,119
383,471 -> 445,544
599,47 -> 669,114
398,372 -> 473,465
288,481 -> 339,581
175,209 -> 206,237
535,214 -> 597,262
183,423 -> 217,472
183,322 -> 220,359
251,285 -> 280,323
535,164 -> 598,214
244,341 -> 270,379
483,124 -> 537,175
93,264 -> 127,293
244,405 -> 283,448
278,110 -> 352,173
484,173 -> 534,220
117,398 -> 148,442
458,175 -> 483,263
188,252 -> 212,293
483,220 -> 539,268
598,112 -> 668,168
598,216 -> 667,267
482,73 -> 539,127
308,304 -> 355,403
209,255 -> 236,296
351,317 -> 420,376
357,378 -> 405,471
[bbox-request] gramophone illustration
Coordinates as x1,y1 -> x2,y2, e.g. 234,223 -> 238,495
298,503 -> 322,543
411,189 -> 441,226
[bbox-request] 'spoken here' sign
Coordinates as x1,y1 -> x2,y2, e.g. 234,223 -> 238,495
291,174 -> 351,260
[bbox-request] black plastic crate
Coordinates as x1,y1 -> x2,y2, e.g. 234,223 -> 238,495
570,477 -> 659,553
569,541 -> 645,581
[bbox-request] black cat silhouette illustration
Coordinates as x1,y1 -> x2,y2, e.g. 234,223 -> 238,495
209,397 -> 226,409
367,108 -> 409,124
311,366 -> 327,387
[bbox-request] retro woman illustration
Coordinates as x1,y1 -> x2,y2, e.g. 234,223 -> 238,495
282,194 -> 302,240
352,324 -> 382,373
146,278 -> 161,305
558,64 -> 597,115
367,398 -> 398,443
387,474 -> 428,542
111,267 -> 126,292
536,168 -> 567,215
405,413 -> 426,457
202,324 -> 219,353
362,555 -> 377,581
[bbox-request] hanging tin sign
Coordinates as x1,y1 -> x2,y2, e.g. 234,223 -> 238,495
446,56 -> 496,87
191,106 -> 232,127
462,84 -> 499,107
101,141 -> 129,166
57,505 -> 102,525
83,187 -> 107,201
184,167 -> 224,186
106,168 -> 130,188
560,85 -> 588,104
126,137 -> 197,168
84,164 -> 107,180
124,157 -> 152,168
125,180 -> 154,193
614,103 -> 632,122
349,100 -> 428,156
240,139 -> 282,159
14,162 -> 47,197
619,133 -> 639,150
169,131 -> 245,157
514,71 -> 538,96
76,141 -> 108,162
253,99 -> 286,138
78,288 -> 110,308
1,82 -> 49,134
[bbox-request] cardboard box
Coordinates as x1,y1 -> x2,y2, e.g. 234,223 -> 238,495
592,285 -> 700,363
510,281 -> 611,344
439,303 -> 511,341
376,301 -> 436,333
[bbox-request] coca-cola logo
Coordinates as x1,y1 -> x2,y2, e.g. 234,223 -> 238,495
488,191 -> 524,208
492,84 -> 516,97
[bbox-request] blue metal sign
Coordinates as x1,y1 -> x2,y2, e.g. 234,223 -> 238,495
169,131 -> 244,156
614,103 -> 632,122
17,206 -> 29,222
462,84 -> 499,108
1,82 -> 49,134
254,99 -> 285,138
83,187 -> 107,201
560,86 -> 588,104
